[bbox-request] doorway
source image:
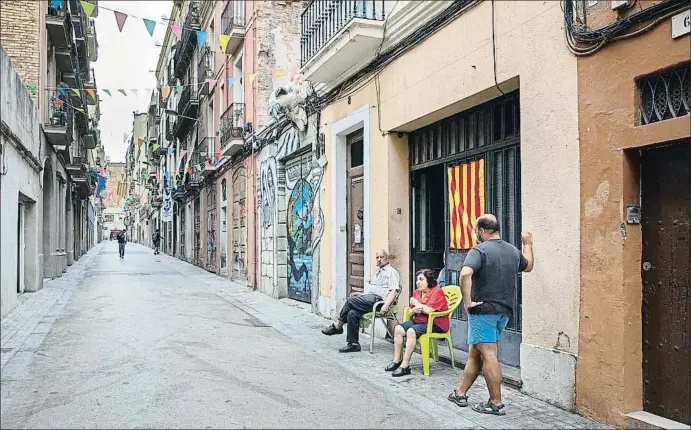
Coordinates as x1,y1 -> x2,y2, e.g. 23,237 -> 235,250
232,168 -> 247,280
17,202 -> 26,293
411,165 -> 445,277
220,178 -> 228,276
346,129 -> 365,295
641,142 -> 691,425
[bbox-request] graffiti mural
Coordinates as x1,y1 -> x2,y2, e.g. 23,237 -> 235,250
285,155 -> 324,303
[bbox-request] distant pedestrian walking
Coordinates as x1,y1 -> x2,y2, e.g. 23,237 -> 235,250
117,229 -> 127,258
152,229 -> 161,255
448,214 -> 534,416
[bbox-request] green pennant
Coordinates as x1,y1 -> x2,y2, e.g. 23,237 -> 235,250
25,84 -> 37,95
176,85 -> 183,95
103,89 -> 111,96
79,0 -> 95,18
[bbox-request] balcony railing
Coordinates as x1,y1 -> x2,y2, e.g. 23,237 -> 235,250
178,84 -> 199,118
220,102 -> 245,145
300,0 -> 385,67
222,1 -> 245,35
174,2 -> 201,80
198,46 -> 214,96
44,89 -> 74,150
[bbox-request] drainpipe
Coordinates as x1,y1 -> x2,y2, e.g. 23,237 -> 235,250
251,14 -> 258,291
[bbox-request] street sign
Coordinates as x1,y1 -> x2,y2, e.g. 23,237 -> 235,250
672,9 -> 690,39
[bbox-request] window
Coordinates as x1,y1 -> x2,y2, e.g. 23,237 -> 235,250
638,62 -> 690,126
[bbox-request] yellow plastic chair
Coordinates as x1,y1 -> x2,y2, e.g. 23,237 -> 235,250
402,285 -> 462,376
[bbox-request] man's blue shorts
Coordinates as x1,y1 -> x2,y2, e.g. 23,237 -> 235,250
467,314 -> 509,344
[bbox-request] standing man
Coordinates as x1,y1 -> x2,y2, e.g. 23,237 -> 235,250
117,229 -> 127,259
321,249 -> 400,352
448,214 -> 534,415
152,228 -> 161,255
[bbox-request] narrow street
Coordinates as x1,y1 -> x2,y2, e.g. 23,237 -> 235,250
1,242 -> 603,429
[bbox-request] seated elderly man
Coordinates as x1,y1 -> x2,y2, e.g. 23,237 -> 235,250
322,249 -> 401,352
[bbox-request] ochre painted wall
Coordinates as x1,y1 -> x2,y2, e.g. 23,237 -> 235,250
576,14 -> 690,427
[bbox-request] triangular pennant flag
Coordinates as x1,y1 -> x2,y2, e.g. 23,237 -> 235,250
86,89 -> 95,100
161,86 -> 169,101
137,138 -> 143,148
79,1 -> 95,18
273,69 -> 286,79
170,25 -> 182,41
26,84 -> 37,95
124,132 -> 129,142
283,41 -> 294,51
103,89 -> 111,96
249,74 -> 256,85
71,88 -> 81,97
196,31 -> 207,49
180,150 -> 187,159
131,89 -> 139,97
218,34 -> 230,54
118,89 -> 127,96
176,85 -> 183,95
51,0 -> 62,8
57,99 -> 65,105
114,11 -> 128,32
152,144 -> 160,152
75,107 -> 85,113
143,19 -> 156,37
186,167 -> 192,174
58,88 -> 67,97
227,77 -> 236,88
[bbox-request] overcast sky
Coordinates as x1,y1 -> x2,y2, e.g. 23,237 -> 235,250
92,0 -> 173,163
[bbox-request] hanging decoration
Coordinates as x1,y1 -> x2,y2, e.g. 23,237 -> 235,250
143,19 -> 156,37
80,1 -> 96,18
114,11 -> 128,32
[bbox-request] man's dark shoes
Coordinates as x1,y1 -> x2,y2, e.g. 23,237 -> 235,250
385,361 -> 402,372
392,366 -> 411,377
321,324 -> 343,336
338,342 -> 361,353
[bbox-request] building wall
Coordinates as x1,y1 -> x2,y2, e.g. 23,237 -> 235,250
317,0 -> 580,409
576,17 -> 690,427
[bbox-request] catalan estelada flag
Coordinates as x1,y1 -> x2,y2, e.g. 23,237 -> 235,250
448,159 -> 485,249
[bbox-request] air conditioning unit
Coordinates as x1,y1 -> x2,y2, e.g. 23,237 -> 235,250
611,0 -> 628,10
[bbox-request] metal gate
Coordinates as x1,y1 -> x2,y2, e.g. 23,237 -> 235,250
232,167 -> 247,280
193,197 -> 201,266
206,185 -> 217,272
641,142 -> 691,425
410,91 -> 522,366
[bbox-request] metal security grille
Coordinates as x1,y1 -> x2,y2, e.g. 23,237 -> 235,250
206,186 -> 217,272
639,62 -> 690,126
410,91 -> 523,332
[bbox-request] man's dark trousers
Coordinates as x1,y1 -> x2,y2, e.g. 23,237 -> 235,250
339,293 -> 383,344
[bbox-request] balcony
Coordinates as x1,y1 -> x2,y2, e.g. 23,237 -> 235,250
55,48 -> 74,73
165,117 -> 174,142
151,195 -> 163,209
86,18 -> 98,62
197,46 -> 214,97
43,90 -> 74,152
173,85 -> 199,139
83,127 -> 99,149
173,2 -> 201,80
300,0 -> 385,83
221,1 -> 245,54
46,2 -> 72,49
172,184 -> 186,201
66,155 -> 86,177
220,103 -> 245,157
71,1 -> 87,39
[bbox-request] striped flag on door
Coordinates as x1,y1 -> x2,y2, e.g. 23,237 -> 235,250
448,159 -> 485,249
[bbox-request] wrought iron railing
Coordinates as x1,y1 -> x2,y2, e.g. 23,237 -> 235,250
47,0 -> 74,34
222,1 -> 245,35
197,46 -> 214,84
220,102 -> 245,145
178,84 -> 198,117
174,2 -> 201,79
300,0 -> 385,66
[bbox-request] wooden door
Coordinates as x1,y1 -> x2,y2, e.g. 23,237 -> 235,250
232,168 -> 247,280
347,130 -> 365,295
641,143 -> 691,425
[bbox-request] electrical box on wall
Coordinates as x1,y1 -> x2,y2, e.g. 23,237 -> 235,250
611,0 -> 628,10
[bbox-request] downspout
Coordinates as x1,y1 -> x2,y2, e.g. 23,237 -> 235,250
251,12 -> 258,290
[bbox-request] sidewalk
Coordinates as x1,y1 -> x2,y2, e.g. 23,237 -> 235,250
163,252 -> 608,430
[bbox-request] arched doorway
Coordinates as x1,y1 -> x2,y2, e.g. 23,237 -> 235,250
42,161 -> 54,279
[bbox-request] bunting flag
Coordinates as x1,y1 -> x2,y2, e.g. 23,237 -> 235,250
448,159 -> 485,249
74,107 -> 84,113
131,89 -> 139,97
152,143 -> 160,152
249,74 -> 256,85
196,31 -> 207,49
273,69 -> 286,79
170,25 -> 182,41
103,89 -> 111,96
123,132 -> 129,142
51,0 -> 62,8
161,86 -> 169,101
283,41 -> 294,51
137,138 -> 144,148
71,88 -> 80,97
114,11 -> 128,32
214,152 -> 220,160
180,150 -> 187,159
80,1 -> 95,18
26,84 -> 37,95
143,19 -> 156,36
219,34 -> 230,54
227,77 -> 236,88
118,89 -> 127,96
176,85 -> 183,95
58,88 -> 67,97
186,167 -> 192,174
57,98 -> 65,105
86,89 -> 95,100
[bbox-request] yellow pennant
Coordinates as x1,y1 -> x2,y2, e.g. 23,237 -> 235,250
218,34 -> 230,54
249,74 -> 256,85
72,88 -> 81,97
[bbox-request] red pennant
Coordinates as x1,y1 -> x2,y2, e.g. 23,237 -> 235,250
170,25 -> 182,41
114,11 -> 128,32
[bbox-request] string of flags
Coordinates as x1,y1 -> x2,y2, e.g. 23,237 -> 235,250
50,0 -> 299,56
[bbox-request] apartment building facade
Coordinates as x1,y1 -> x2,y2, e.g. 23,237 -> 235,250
0,0 -> 103,315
